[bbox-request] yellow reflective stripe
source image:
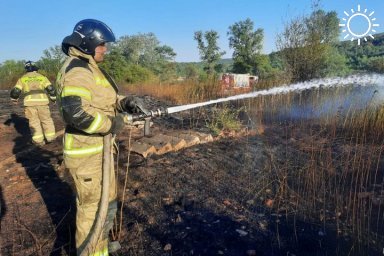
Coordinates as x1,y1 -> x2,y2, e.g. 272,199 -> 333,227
15,84 -> 22,90
32,134 -> 44,140
95,77 -> 110,87
21,76 -> 45,83
21,77 -> 30,83
89,246 -> 108,256
31,93 -> 48,99
45,132 -> 56,138
21,77 -> 44,84
64,133 -> 103,157
64,144 -> 103,157
61,86 -> 92,101
25,98 -> 49,102
64,133 -> 73,149
84,112 -> 104,133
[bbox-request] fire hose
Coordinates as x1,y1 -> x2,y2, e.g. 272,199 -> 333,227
79,133 -> 112,256
79,108 -> 167,255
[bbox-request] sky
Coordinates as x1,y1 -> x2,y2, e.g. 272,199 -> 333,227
1,0 -> 383,63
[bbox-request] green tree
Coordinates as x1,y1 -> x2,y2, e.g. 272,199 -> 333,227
366,56 -> 384,73
254,54 -> 274,79
100,48 -> 130,82
321,46 -> 350,76
151,45 -> 177,81
37,45 -> 66,81
306,10 -> 339,43
117,33 -> 160,65
269,52 -> 284,70
194,30 -> 226,75
184,64 -> 200,80
101,47 -> 156,83
125,64 -> 156,83
0,60 -> 25,89
336,33 -> 384,71
276,7 -> 346,81
227,18 -> 264,74
115,33 -> 176,81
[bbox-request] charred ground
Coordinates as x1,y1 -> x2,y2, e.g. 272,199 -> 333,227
0,90 -> 383,256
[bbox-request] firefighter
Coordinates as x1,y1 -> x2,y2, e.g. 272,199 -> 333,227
10,61 -> 56,145
56,19 -> 149,255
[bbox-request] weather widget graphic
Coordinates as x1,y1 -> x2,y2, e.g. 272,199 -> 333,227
339,4 -> 379,46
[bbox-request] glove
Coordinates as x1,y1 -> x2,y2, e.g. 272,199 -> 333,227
109,114 -> 125,134
121,96 -> 150,115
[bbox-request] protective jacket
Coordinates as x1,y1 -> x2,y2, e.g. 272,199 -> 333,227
56,47 -> 127,158
11,71 -> 56,106
10,71 -> 56,144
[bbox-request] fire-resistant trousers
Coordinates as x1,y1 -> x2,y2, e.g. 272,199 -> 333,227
24,105 -> 56,144
66,146 -> 117,256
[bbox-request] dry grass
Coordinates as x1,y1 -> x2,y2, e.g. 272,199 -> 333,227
121,79 -> 384,252
120,79 -> 222,105
248,87 -> 384,253
121,77 -> 293,105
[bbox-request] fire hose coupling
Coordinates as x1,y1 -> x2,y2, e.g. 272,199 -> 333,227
150,107 -> 168,118
123,107 -> 168,124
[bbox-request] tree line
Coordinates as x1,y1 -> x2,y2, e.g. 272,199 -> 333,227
1,6 -> 383,90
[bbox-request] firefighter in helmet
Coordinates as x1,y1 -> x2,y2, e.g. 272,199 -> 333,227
10,61 -> 57,145
56,19 -> 149,255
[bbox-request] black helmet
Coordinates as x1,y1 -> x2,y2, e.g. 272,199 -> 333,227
25,61 -> 38,72
62,19 -> 116,55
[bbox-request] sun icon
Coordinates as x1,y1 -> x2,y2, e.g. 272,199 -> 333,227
339,4 -> 380,45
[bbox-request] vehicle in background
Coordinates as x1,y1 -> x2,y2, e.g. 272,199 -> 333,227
220,73 -> 258,94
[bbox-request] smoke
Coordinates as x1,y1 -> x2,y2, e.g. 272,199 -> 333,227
167,74 -> 384,114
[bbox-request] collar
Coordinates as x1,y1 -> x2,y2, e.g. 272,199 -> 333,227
68,47 -> 98,67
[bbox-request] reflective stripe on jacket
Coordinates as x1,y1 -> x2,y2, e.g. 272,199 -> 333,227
13,71 -> 52,106
63,133 -> 103,158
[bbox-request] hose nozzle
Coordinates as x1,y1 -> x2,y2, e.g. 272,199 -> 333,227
123,107 -> 168,124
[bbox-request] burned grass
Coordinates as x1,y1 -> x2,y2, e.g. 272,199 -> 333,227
0,92 -> 383,256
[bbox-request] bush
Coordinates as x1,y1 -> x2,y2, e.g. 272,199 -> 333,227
322,46 -> 351,77
207,105 -> 243,135
124,64 -> 156,83
366,56 -> 384,73
0,60 -> 25,89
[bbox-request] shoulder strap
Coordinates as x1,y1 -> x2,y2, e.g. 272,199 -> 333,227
99,67 -> 119,93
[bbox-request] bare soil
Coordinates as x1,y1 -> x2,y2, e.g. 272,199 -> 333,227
0,90 -> 383,256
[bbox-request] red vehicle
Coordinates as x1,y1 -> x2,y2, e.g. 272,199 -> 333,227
220,73 -> 258,93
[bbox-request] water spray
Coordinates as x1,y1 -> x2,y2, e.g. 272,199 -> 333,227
167,74 -> 384,114
124,74 -> 384,132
